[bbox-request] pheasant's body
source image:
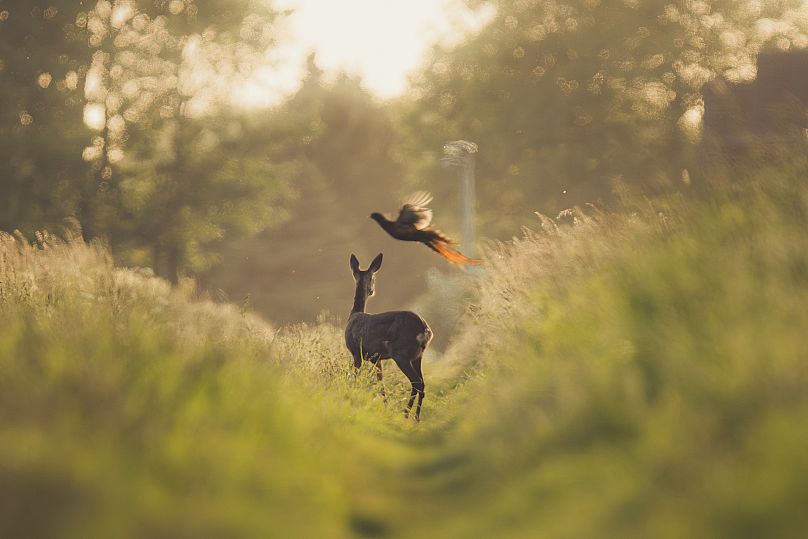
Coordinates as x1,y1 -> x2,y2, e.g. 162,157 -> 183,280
370,192 -> 480,266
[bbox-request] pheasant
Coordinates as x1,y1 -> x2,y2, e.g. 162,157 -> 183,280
370,191 -> 481,265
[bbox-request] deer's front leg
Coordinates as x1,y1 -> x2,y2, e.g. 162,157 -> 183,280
374,360 -> 387,402
351,349 -> 363,369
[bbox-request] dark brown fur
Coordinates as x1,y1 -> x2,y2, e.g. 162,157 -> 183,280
344,253 -> 433,420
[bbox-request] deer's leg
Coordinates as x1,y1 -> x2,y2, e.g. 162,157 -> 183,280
412,355 -> 425,421
374,360 -> 387,402
396,357 -> 424,421
352,351 -> 362,370
405,385 -> 418,418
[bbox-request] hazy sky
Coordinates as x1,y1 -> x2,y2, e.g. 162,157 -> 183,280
236,0 -> 492,106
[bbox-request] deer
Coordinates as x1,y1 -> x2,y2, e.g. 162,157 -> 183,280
344,253 -> 433,421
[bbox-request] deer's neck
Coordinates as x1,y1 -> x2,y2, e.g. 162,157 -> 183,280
351,286 -> 368,315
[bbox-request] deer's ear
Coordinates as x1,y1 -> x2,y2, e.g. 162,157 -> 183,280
369,253 -> 383,273
349,254 -> 360,274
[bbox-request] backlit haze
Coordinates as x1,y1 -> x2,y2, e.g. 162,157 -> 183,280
238,0 -> 494,106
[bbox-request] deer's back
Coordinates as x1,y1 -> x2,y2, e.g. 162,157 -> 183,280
345,311 -> 432,360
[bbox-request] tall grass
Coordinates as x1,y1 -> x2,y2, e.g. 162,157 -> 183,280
3,162 -> 808,537
0,231 -> 385,538
416,163 -> 808,538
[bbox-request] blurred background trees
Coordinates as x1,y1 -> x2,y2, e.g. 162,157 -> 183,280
2,0 -> 807,325
399,0 -> 808,236
1,0 -> 289,283
201,60 -> 441,323
0,1 -> 91,233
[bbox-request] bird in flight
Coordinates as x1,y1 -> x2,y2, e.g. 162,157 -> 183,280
370,191 -> 481,265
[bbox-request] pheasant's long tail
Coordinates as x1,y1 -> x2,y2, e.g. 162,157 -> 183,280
426,240 -> 481,266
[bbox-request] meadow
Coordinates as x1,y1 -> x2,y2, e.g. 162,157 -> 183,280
2,163 -> 808,538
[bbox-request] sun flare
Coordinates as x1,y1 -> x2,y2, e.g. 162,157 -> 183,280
266,0 -> 493,101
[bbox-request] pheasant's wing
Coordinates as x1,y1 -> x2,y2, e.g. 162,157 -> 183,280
397,206 -> 433,230
396,191 -> 434,230
403,191 -> 433,208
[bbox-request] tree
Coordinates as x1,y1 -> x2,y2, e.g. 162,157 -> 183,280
74,0 -> 288,281
0,1 -> 92,233
399,0 -> 808,237
202,64 -> 440,323
1,0 -> 293,282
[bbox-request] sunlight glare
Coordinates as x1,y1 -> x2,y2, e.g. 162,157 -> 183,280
233,64 -> 301,107
83,103 -> 106,130
111,3 -> 135,29
265,0 -> 493,101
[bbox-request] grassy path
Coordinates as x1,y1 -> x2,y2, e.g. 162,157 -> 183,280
4,169 -> 808,537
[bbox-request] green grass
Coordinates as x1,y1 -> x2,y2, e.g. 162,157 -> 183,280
2,164 -> 808,537
415,165 -> 808,538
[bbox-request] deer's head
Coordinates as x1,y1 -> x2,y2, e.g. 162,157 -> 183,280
350,253 -> 383,299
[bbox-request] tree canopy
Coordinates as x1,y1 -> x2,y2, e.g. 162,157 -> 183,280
1,0 -> 289,281
399,0 -> 808,236
3,0 -> 808,321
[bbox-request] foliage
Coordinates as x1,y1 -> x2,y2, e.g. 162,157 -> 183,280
399,0 -> 808,236
420,158 -> 808,538
3,1 -> 808,536
0,1 -> 92,232
201,67 -> 442,324
3,159 -> 808,536
0,0 -> 292,282
0,229 -> 391,538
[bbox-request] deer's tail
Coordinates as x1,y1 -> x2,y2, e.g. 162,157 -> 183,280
426,240 -> 481,266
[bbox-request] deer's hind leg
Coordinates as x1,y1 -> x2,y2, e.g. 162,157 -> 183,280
395,354 -> 425,421
412,355 -> 425,421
